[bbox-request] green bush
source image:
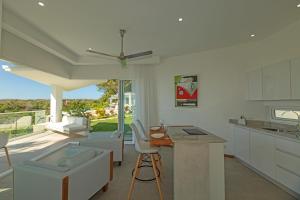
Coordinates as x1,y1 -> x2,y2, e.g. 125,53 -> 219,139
96,108 -> 107,118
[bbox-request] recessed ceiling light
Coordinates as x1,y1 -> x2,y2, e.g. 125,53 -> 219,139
250,34 -> 256,37
297,3 -> 300,7
88,48 -> 93,50
178,18 -> 183,22
38,1 -> 45,7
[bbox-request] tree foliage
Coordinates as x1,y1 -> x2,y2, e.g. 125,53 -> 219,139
96,80 -> 132,108
0,80 -> 132,114
0,99 -> 50,113
62,100 -> 91,117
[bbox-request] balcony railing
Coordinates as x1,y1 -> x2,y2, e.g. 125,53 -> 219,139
0,110 -> 47,139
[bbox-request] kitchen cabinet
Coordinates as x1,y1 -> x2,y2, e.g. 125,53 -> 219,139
234,126 -> 250,164
291,58 -> 300,99
250,130 -> 275,178
233,124 -> 300,196
247,68 -> 263,100
262,60 -> 291,100
275,138 -> 300,194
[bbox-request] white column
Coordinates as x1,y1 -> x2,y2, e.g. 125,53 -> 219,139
50,85 -> 63,122
118,80 -> 125,132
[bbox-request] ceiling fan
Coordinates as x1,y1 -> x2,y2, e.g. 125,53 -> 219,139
87,29 -> 153,67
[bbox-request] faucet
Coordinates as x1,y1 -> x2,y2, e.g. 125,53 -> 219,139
281,111 -> 300,138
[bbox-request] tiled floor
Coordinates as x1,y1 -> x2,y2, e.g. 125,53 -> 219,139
0,133 -> 297,200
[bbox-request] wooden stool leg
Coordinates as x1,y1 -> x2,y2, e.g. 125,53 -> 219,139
4,147 -> 11,167
102,183 -> 109,192
159,153 -> 162,167
136,154 -> 144,178
128,153 -> 142,200
151,154 -> 164,200
154,154 -> 162,180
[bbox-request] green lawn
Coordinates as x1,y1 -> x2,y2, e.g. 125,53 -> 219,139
90,114 -> 133,140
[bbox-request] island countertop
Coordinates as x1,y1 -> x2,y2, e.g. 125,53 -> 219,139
166,126 -> 226,144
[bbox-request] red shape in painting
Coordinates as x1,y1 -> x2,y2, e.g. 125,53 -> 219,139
176,86 -> 197,99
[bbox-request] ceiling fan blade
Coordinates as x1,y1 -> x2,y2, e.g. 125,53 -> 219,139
87,49 -> 119,58
125,51 -> 153,59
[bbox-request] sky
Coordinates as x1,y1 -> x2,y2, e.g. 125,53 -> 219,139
0,60 -> 103,99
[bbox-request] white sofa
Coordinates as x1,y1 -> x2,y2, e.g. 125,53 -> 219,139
14,143 -> 113,200
47,116 -> 89,136
80,131 -> 124,165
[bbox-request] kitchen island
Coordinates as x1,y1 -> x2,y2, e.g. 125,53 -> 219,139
167,126 -> 225,200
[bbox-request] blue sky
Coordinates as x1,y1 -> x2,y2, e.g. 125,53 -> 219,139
0,60 -> 103,99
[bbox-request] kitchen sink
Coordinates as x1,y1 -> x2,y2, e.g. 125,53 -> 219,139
262,127 -> 281,132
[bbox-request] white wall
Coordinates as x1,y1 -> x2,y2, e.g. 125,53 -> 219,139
153,19 -> 300,154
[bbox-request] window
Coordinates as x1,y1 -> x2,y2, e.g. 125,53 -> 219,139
273,108 -> 300,121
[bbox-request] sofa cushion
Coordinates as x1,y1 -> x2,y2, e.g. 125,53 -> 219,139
57,148 -> 98,168
62,116 -> 87,126
63,124 -> 87,132
25,146 -> 101,172
24,160 -> 70,172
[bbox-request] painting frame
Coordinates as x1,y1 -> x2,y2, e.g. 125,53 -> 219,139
175,75 -> 198,107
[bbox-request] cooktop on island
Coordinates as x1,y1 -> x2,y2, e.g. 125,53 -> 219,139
183,128 -> 208,135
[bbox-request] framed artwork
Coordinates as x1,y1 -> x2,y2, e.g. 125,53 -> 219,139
175,75 -> 198,107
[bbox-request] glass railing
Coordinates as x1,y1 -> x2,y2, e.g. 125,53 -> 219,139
0,110 -> 47,139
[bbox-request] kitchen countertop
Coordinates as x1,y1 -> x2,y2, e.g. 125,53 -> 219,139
229,119 -> 300,142
167,126 -> 226,144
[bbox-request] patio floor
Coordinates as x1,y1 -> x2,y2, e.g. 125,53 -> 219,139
0,132 -> 296,200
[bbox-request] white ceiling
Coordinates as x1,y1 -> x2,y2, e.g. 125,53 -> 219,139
8,66 -> 101,90
3,0 -> 300,58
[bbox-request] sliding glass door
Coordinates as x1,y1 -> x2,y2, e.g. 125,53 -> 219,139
118,80 -> 134,142
89,79 -> 134,142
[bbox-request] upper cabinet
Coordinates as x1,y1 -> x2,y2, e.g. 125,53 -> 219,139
262,60 -> 291,100
247,68 -> 263,100
246,58 -> 300,100
291,58 -> 300,99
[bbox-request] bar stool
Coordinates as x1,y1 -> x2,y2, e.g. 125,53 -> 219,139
128,123 -> 163,200
136,119 -> 162,165
136,119 -> 148,140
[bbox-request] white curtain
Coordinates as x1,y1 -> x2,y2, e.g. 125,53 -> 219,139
133,65 -> 158,130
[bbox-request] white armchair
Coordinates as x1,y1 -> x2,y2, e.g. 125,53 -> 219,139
80,131 -> 124,165
46,116 -> 89,136
0,132 -> 11,167
14,143 -> 113,200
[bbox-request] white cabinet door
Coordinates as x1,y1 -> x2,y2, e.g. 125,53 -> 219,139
234,126 -> 250,164
250,130 -> 275,178
262,60 -> 291,100
247,68 -> 263,100
275,138 -> 300,194
291,58 -> 300,99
